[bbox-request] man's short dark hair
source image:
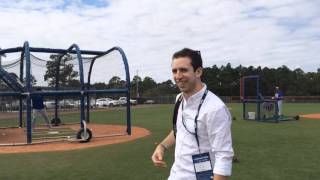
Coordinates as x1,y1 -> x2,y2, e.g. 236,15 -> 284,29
172,48 -> 203,71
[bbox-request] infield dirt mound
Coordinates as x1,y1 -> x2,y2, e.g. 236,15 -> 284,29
300,113 -> 320,119
0,124 -> 150,154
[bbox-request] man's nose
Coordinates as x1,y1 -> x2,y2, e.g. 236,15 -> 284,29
174,70 -> 183,79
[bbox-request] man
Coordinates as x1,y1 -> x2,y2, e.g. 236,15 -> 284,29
31,88 -> 52,129
274,86 -> 283,116
151,48 -> 234,180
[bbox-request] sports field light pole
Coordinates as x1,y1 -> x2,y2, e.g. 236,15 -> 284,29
136,70 -> 139,99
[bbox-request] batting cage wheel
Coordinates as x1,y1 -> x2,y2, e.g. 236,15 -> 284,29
51,118 -> 61,126
77,128 -> 92,143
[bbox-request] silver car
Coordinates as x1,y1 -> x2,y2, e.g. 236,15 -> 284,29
96,98 -> 119,107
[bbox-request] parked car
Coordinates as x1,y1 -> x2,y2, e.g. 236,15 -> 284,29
75,99 -> 95,108
145,100 -> 155,104
5,100 -> 26,110
59,99 -> 76,108
95,98 -> 119,107
118,97 -> 137,105
44,100 -> 58,109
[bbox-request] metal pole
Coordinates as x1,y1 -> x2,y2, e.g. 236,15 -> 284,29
0,47 -> 2,67
136,70 -> 139,99
0,48 -> 3,122
0,47 -> 6,67
23,41 -> 33,144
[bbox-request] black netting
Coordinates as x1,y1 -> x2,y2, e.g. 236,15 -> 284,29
0,46 -> 130,144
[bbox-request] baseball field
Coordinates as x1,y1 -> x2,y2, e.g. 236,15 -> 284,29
0,103 -> 319,180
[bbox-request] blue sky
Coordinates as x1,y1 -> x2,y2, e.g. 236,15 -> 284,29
0,0 -> 319,83
61,0 -> 109,9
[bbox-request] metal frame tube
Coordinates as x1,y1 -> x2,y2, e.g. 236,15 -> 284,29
0,42 -> 132,144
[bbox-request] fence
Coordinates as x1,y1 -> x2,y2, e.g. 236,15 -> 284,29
139,96 -> 320,104
2,96 -> 319,112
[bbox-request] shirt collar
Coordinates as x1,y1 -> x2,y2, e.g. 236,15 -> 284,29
183,84 -> 207,103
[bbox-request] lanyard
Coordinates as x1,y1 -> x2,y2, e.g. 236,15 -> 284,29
181,89 -> 208,152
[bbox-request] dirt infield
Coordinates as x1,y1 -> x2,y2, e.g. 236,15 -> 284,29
0,124 -> 150,154
300,113 -> 320,119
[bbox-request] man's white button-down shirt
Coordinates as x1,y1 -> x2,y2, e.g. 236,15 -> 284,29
168,85 -> 234,180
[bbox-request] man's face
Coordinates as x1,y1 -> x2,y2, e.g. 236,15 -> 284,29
171,57 -> 202,94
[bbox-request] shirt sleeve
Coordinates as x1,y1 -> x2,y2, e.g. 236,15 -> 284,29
206,105 -> 234,176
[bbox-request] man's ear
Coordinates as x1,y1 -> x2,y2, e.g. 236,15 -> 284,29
195,67 -> 203,78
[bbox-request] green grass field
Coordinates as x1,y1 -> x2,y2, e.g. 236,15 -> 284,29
0,103 -> 320,180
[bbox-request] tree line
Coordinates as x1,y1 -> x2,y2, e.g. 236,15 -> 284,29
115,63 -> 320,98
202,63 -> 320,96
1,56 -> 319,97
130,63 -> 320,97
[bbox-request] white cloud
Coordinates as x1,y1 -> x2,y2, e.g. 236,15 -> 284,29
0,0 -> 319,84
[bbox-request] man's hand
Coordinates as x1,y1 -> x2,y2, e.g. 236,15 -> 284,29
151,144 -> 167,168
151,131 -> 175,168
213,174 -> 228,180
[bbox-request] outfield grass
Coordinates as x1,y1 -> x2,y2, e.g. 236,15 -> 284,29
0,103 -> 319,180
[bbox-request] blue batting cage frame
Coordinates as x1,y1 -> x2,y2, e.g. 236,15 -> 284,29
241,75 -> 280,121
241,75 -> 261,120
240,75 -> 298,123
0,41 -> 132,144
